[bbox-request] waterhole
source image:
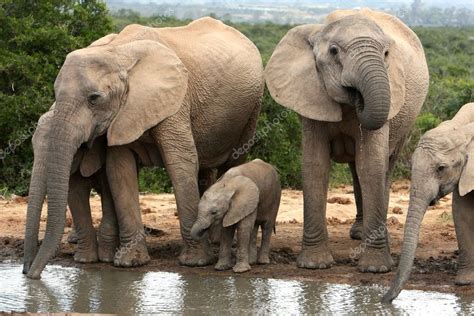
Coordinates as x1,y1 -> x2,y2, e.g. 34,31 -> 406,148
0,264 -> 472,314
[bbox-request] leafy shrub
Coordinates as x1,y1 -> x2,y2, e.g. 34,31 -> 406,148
0,0 -> 113,195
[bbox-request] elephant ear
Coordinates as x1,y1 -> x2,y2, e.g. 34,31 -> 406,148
222,176 -> 260,227
265,25 -> 342,122
108,40 -> 189,146
385,36 -> 406,120
459,138 -> 474,196
80,137 -> 106,177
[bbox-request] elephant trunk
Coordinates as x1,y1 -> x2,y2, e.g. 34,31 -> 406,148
26,110 -> 84,279
348,42 -> 391,130
191,218 -> 212,241
22,143 -> 48,274
382,193 -> 430,303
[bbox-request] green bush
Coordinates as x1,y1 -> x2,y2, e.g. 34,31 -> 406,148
0,0 -> 113,196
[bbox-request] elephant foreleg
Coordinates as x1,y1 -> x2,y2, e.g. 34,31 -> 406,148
215,226 -> 235,270
68,173 -> 98,263
233,212 -> 257,273
151,116 -> 213,267
297,118 -> 334,269
453,190 -> 474,285
355,124 -> 393,273
107,146 -> 150,267
349,161 -> 364,240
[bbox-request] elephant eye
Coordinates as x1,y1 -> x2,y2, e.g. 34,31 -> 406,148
437,164 -> 447,173
88,92 -> 102,105
329,46 -> 338,56
384,51 -> 389,58
211,210 -> 217,215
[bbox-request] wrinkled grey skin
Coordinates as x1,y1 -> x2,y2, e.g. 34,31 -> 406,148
22,17 -> 263,279
191,159 -> 281,273
383,103 -> 474,303
265,9 -> 429,273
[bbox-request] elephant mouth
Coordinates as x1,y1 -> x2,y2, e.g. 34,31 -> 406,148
344,87 -> 365,113
193,228 -> 208,240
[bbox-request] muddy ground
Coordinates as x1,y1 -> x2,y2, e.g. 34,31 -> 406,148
1,180 -> 473,297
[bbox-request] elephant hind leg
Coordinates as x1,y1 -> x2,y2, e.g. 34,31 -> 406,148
68,173 -> 98,263
257,221 -> 273,264
249,224 -> 258,265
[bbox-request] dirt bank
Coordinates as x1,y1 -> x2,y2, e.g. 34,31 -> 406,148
1,180 -> 473,297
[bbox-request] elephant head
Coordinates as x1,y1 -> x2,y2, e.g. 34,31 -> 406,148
190,176 -> 260,240
23,36 -> 189,279
265,11 -> 407,130
382,108 -> 474,302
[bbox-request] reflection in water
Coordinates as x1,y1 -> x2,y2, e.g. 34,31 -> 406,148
0,264 -> 473,315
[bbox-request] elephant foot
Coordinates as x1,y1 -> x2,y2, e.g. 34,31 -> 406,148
358,247 -> 393,273
215,258 -> 233,271
233,262 -> 251,273
74,248 -> 98,263
98,241 -> 118,263
350,220 -> 363,240
455,269 -> 474,285
179,242 -> 213,267
257,253 -> 270,265
297,245 -> 334,269
114,238 -> 150,267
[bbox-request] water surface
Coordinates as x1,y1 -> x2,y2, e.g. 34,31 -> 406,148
0,264 -> 472,314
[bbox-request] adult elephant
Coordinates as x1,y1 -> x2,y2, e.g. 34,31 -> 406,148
265,9 -> 429,272
383,103 -> 474,303
23,17 -> 264,279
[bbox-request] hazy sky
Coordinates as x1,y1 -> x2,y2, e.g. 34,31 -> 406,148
118,0 -> 472,7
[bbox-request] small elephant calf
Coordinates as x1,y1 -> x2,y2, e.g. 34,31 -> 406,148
191,159 -> 281,273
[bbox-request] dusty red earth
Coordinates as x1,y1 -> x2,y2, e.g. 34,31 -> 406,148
0,180 -> 473,297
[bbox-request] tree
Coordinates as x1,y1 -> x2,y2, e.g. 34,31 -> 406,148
0,0 -> 113,195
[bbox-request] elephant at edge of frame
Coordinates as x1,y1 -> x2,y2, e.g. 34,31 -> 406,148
264,8 -> 429,272
23,17 -> 264,279
383,103 -> 474,303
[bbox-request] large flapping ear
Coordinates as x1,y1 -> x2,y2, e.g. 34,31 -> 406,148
108,40 -> 188,146
222,176 -> 260,227
459,126 -> 474,196
79,137 -> 106,177
264,25 -> 342,122
385,38 -> 406,120
325,9 -> 407,120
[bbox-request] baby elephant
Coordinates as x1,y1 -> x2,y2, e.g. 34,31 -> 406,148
191,159 -> 281,273
383,102 -> 474,303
